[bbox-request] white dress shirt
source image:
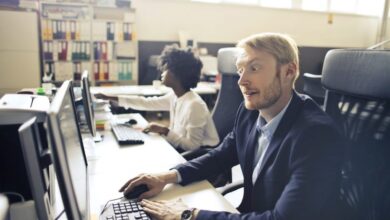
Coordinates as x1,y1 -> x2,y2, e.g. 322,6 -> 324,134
118,90 -> 219,151
252,97 -> 292,184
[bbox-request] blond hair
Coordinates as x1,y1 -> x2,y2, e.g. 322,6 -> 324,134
237,33 -> 300,81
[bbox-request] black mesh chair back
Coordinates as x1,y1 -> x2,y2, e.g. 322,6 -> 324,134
212,48 -> 243,141
321,49 -> 390,220
302,72 -> 325,106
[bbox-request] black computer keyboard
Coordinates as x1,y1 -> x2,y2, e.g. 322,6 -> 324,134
101,200 -> 151,220
111,124 -> 144,145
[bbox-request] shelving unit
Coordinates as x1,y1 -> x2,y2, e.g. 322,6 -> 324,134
40,1 -> 137,86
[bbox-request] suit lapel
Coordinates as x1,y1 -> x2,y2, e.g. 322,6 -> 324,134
243,117 -> 260,183
253,92 -> 304,185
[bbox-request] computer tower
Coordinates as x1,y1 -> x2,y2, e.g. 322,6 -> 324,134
0,94 -> 50,203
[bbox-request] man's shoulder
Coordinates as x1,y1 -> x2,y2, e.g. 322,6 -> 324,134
295,94 -> 339,133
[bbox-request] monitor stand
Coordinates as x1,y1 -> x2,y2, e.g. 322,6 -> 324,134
93,131 -> 103,142
80,124 -> 102,142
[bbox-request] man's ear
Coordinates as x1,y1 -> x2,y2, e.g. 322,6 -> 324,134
285,62 -> 297,81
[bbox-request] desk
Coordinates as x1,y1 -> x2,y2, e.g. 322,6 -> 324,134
90,82 -> 220,96
84,113 -> 237,219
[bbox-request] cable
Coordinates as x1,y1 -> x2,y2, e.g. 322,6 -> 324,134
54,209 -> 65,220
2,192 -> 25,202
100,196 -> 123,215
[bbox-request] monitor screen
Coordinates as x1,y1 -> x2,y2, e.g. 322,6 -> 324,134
18,117 -> 53,220
47,80 -> 89,220
81,70 -> 96,137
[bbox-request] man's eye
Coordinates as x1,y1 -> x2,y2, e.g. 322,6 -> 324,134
237,68 -> 244,75
251,65 -> 260,71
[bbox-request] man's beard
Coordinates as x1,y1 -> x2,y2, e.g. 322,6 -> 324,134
245,70 -> 282,110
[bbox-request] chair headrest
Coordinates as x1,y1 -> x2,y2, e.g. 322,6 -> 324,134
322,49 -> 390,99
148,55 -> 160,67
217,47 -> 241,75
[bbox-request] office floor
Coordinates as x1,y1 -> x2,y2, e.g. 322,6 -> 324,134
145,112 -> 244,207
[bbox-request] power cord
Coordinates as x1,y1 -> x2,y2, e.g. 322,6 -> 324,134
54,209 -> 65,220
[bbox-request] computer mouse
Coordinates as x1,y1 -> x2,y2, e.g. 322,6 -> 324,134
127,119 -> 138,125
124,184 -> 149,200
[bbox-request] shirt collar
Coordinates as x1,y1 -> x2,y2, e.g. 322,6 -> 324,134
257,96 -> 293,138
175,90 -> 192,104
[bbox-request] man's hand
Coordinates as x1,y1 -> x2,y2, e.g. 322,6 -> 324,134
141,199 -> 197,220
119,171 -> 178,199
143,122 -> 170,135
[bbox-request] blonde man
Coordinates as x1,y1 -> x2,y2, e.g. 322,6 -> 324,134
119,33 -> 344,220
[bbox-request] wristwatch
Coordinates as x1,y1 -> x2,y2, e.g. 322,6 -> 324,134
181,208 -> 195,220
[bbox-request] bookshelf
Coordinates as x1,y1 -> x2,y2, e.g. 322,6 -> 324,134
40,1 -> 138,86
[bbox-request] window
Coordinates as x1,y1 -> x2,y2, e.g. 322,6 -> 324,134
302,0 -> 328,12
192,0 -> 385,16
330,0 -> 357,14
261,0 -> 291,9
193,0 -> 221,3
357,0 -> 385,16
225,0 -> 258,5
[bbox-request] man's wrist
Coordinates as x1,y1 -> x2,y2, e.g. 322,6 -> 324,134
192,208 -> 199,220
160,170 -> 178,184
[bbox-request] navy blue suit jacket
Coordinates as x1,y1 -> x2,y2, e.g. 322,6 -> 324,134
174,91 -> 344,220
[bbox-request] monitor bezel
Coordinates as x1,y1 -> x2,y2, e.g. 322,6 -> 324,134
81,70 -> 96,137
47,80 -> 89,220
18,117 -> 53,220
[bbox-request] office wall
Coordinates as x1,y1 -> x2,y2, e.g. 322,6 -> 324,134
133,0 -> 381,88
133,0 -> 380,48
0,9 -> 41,95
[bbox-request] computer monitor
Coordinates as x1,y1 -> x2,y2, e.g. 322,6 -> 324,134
81,70 -> 96,137
47,80 -> 89,220
0,94 -> 50,203
18,117 -> 53,220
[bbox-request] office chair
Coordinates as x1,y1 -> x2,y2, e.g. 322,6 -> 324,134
140,55 -> 160,85
321,49 -> 390,220
181,47 -> 243,187
302,72 -> 325,106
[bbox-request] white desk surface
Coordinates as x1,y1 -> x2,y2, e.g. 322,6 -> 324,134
90,82 -> 220,96
84,113 -> 237,219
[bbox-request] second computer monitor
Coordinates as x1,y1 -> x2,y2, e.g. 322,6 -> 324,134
47,80 -> 89,220
81,70 -> 96,137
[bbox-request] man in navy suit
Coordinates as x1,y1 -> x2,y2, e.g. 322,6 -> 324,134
119,33 -> 344,220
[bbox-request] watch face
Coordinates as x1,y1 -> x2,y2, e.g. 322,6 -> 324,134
181,209 -> 192,220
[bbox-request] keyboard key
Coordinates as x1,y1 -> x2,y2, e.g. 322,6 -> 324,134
101,200 -> 151,220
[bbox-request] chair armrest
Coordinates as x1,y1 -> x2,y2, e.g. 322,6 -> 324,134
303,72 -> 322,79
218,179 -> 244,196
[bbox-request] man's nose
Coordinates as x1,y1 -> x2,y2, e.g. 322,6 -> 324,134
237,71 -> 249,86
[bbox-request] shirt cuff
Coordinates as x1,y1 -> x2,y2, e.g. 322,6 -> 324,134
172,169 -> 183,183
